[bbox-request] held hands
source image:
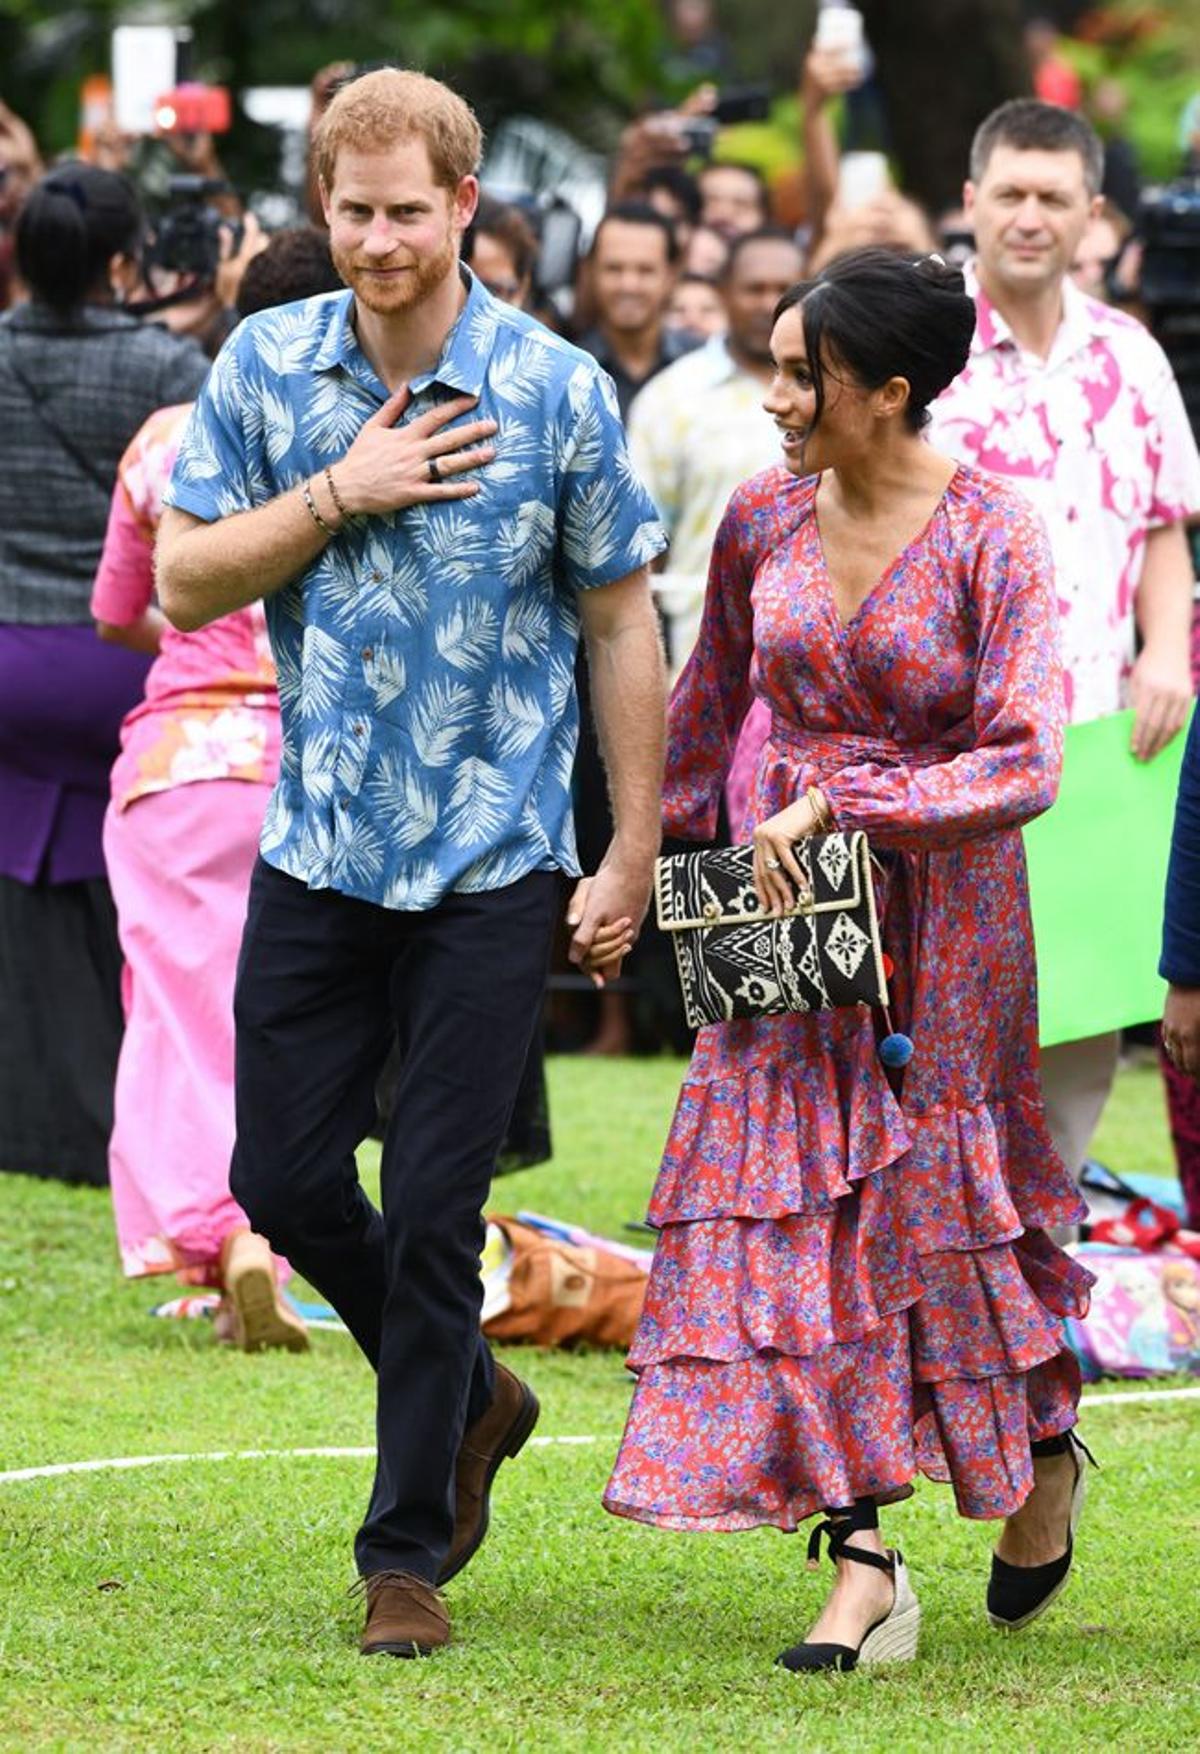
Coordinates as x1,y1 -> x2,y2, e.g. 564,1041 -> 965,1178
330,390 -> 497,519
751,795 -> 821,915
1163,984 -> 1200,1080
566,851 -> 656,988
1128,645 -> 1192,762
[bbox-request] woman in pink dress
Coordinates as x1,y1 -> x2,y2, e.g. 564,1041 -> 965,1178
603,250 -> 1095,1671
92,402 -> 306,1351
91,229 -> 343,1350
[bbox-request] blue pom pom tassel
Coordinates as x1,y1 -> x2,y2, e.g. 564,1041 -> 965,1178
879,1032 -> 914,1069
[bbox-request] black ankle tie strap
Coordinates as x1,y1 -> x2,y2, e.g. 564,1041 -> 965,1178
805,1504 -> 895,1576
1030,1430 -> 1098,1467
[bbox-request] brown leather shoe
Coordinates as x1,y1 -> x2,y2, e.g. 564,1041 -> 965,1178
359,1570 -> 450,1658
438,1362 -> 539,1584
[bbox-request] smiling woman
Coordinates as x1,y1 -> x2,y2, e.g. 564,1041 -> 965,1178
604,246 -> 1097,1678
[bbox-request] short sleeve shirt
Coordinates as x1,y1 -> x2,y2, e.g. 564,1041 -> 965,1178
927,269 -> 1200,724
164,271 -> 667,909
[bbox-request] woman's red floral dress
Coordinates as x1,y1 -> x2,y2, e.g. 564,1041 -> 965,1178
604,463 -> 1094,1532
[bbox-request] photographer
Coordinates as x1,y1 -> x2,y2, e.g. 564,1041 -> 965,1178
0,163 -> 209,1188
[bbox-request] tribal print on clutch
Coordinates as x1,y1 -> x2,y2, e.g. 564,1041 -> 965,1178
654,831 -> 888,1029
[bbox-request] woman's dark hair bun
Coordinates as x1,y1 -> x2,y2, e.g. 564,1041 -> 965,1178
15,162 -> 142,315
910,251 -> 967,298
773,244 -> 976,434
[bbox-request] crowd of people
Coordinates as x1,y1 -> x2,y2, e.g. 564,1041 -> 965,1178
2,7 -> 1200,1673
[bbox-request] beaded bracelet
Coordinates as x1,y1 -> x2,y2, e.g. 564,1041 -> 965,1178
301,477 -> 336,538
324,465 -> 350,523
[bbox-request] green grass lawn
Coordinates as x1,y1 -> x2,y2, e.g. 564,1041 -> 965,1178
1,1055 -> 1197,1753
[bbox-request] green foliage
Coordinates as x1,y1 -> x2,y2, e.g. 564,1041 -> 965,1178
1059,2 -> 1200,183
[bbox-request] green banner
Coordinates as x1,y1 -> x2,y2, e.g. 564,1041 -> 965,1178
1024,708 -> 1191,1048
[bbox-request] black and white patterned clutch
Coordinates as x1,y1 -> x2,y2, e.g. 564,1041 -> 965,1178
654,831 -> 888,1029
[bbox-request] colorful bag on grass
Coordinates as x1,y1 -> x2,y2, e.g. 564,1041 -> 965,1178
1066,1244 -> 1200,1379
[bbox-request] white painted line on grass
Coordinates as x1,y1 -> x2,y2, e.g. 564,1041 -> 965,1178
1078,1383 -> 1200,1409
2,1385 -> 1197,1489
0,1434 -> 606,1487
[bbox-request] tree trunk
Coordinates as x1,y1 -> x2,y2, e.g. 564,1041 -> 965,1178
858,0 -> 1031,215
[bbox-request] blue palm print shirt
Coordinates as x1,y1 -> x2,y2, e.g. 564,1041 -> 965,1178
164,269 -> 667,909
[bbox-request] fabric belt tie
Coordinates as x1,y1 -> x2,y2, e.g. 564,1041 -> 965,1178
766,718 -> 961,773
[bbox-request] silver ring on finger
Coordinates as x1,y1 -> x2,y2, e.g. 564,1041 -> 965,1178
765,857 -> 782,870
427,457 -> 442,484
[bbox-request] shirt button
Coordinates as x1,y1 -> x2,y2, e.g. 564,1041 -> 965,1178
370,570 -> 383,583
352,723 -> 364,737
339,797 -> 350,811
362,646 -> 373,661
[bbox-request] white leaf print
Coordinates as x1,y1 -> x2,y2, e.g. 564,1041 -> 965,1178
300,816 -> 334,873
383,859 -> 442,911
277,835 -> 315,882
369,649 -> 407,710
562,476 -> 624,573
300,625 -> 351,722
458,843 -> 537,892
366,751 -> 439,849
409,676 -> 475,768
259,786 -> 290,853
178,422 -> 223,482
435,597 -> 498,673
273,632 -> 303,713
545,718 -> 578,793
496,500 -> 556,586
483,416 -> 540,488
538,412 -> 575,480
488,339 -> 555,409
331,816 -> 385,888
259,385 -> 296,469
302,374 -> 374,454
547,651 -> 574,717
563,397 -> 605,476
627,519 -> 665,567
467,302 -> 500,355
254,309 -> 317,377
566,362 -> 596,422
553,590 -> 581,643
416,509 -> 488,585
485,679 -> 545,759
336,732 -> 368,797
502,592 -> 552,663
445,755 -> 510,848
300,727 -> 339,801
209,346 -> 244,425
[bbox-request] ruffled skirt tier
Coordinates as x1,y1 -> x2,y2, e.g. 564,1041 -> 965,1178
603,1009 -> 1093,1531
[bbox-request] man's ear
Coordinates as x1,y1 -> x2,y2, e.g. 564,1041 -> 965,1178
454,174 -> 480,236
962,179 -> 976,220
318,176 -> 332,228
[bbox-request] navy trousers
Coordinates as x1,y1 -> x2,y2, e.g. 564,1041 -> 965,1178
230,857 -> 558,1580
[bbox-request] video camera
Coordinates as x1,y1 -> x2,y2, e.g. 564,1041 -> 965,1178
142,174 -> 243,293
1137,160 -> 1200,442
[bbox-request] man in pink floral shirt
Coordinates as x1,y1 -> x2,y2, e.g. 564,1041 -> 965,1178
929,98 -> 1200,1199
